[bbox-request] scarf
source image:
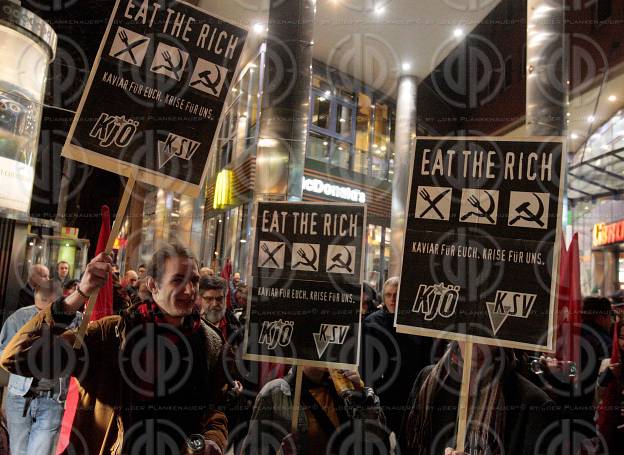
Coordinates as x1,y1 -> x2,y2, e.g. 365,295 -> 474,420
136,300 -> 201,338
127,301 -> 202,400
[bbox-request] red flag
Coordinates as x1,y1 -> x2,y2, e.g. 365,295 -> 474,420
555,235 -> 571,361
56,206 -> 113,454
90,205 -> 113,321
568,234 -> 582,370
221,258 -> 232,310
596,319 -> 621,448
555,234 -> 583,372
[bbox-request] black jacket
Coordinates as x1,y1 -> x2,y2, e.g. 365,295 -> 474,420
18,284 -> 35,308
361,307 -> 433,433
399,364 -> 557,455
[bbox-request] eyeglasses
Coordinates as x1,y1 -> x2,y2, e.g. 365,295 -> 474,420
202,295 -> 224,303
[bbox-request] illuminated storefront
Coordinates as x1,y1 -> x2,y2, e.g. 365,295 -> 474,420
591,219 -> 624,294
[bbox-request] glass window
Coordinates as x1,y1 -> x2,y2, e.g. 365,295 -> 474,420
337,87 -> 356,103
383,227 -> 392,282
366,225 -> 382,284
203,217 -> 216,267
307,132 -> 330,162
371,153 -> 386,179
312,93 -> 331,129
312,74 -> 331,92
247,64 -> 260,148
332,140 -> 351,170
373,103 -> 390,149
335,103 -> 352,136
353,148 -> 369,174
356,94 -> 372,152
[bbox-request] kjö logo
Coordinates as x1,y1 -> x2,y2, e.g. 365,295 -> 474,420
313,324 -> 350,358
258,319 -> 294,350
89,113 -> 138,148
412,283 -> 460,321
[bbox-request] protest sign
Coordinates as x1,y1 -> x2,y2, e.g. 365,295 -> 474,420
62,0 -> 247,197
244,202 -> 366,368
396,136 -> 564,352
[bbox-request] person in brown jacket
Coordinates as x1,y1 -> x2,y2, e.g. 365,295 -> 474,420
0,243 -> 229,455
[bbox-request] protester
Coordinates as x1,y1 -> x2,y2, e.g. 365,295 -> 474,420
62,279 -> 80,297
137,263 -> 147,279
361,282 -> 379,319
0,244 -> 230,454
243,366 -> 389,455
18,264 -> 49,308
577,296 -> 613,426
230,272 -> 241,308
595,318 -> 623,453
134,277 -> 151,303
0,279 -> 82,455
234,282 -> 248,324
400,342 -> 555,455
111,268 -> 132,313
200,267 -> 215,278
54,261 -> 70,286
199,276 -> 241,342
361,276 -> 432,434
122,269 -> 139,302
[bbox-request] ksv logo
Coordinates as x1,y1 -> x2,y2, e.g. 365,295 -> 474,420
89,113 -> 139,148
258,319 -> 294,350
486,291 -> 536,335
157,133 -> 201,169
412,283 -> 460,321
313,324 -> 350,358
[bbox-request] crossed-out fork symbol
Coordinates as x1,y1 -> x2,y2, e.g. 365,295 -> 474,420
418,188 -> 451,219
260,242 -> 283,267
113,29 -> 148,65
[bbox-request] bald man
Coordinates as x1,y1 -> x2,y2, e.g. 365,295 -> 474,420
18,264 -> 50,308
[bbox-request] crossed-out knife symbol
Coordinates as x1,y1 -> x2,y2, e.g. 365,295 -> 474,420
260,242 -> 284,267
419,188 -> 451,219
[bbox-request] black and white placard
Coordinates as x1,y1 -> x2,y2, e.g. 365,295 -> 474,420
62,0 -> 247,196
244,202 -> 366,368
395,136 -> 564,351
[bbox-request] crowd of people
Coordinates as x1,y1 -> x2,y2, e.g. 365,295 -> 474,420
0,243 -> 620,454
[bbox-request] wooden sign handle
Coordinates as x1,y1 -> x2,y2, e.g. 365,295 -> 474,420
72,170 -> 138,349
456,341 -> 473,453
290,367 -> 304,434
